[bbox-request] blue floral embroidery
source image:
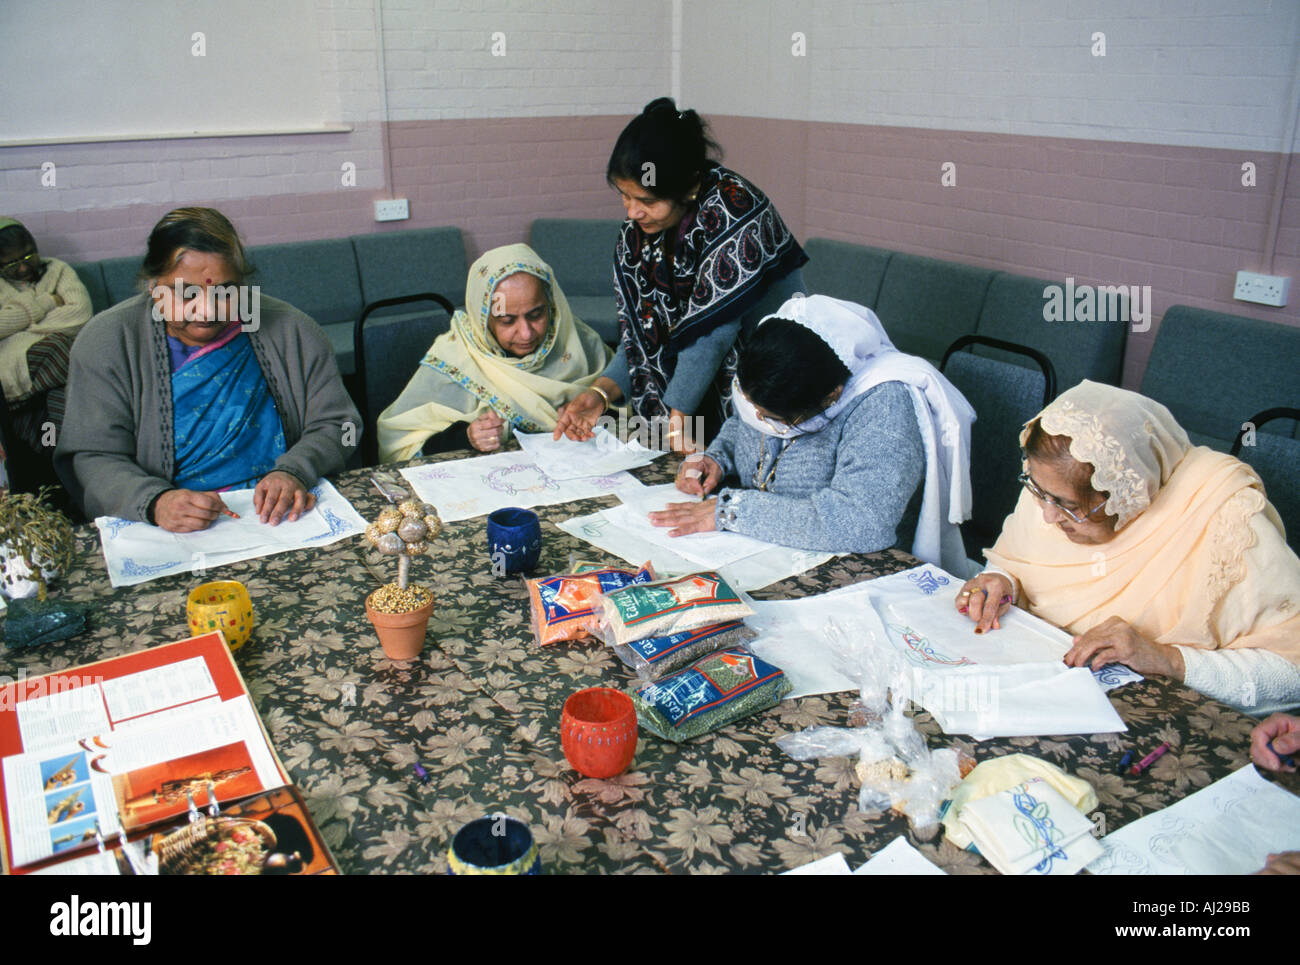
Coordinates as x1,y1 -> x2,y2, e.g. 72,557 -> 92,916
906,569 -> 951,595
120,557 -> 185,578
1011,782 -> 1070,874
305,508 -> 355,542
102,518 -> 140,539
1091,663 -> 1140,687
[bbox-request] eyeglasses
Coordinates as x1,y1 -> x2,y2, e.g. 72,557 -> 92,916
0,251 -> 39,276
1018,472 -> 1107,524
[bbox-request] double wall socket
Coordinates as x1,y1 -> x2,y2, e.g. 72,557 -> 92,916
1233,270 -> 1289,307
374,199 -> 410,222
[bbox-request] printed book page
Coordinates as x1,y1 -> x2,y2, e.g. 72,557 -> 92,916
2,695 -> 284,870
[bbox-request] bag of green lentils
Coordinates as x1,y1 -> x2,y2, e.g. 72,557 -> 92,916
610,620 -> 757,681
628,648 -> 792,742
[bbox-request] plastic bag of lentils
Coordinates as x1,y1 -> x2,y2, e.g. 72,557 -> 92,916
597,571 -> 753,647
628,648 -> 791,742
611,620 -> 756,681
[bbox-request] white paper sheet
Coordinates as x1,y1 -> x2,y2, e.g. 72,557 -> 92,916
513,426 -> 663,480
856,566 -> 1143,690
781,852 -> 852,875
96,480 -> 367,588
399,450 -> 644,522
853,836 -> 947,875
604,483 -> 779,568
556,509 -> 833,592
740,566 -> 1130,737
919,662 -> 1126,739
747,596 -> 861,699
1091,765 -> 1300,875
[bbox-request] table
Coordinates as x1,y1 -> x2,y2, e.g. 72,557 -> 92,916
10,454 -> 1265,874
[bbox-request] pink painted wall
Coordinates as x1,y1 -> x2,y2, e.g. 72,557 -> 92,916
15,115 -> 628,267
12,112 -> 1296,388
710,115 -> 1300,387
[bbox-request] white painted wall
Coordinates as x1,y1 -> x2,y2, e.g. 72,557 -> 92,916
0,0 -> 670,215
0,0 -> 330,142
681,0 -> 1300,152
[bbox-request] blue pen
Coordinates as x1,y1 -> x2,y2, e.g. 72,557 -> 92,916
1268,740 -> 1297,769
1115,750 -> 1133,775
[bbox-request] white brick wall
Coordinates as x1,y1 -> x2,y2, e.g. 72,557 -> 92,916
682,0 -> 1300,152
328,0 -> 670,122
0,0 -> 667,217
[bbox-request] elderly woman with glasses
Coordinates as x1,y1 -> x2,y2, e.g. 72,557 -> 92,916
0,216 -> 93,448
957,381 -> 1300,714
55,207 -> 359,531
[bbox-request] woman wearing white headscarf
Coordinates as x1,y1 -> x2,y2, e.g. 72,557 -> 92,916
652,294 -> 975,567
958,381 -> 1300,714
377,244 -> 612,462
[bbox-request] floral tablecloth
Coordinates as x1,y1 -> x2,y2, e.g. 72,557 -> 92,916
5,455 -> 1265,874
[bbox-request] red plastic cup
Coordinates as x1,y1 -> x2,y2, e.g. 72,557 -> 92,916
560,687 -> 638,779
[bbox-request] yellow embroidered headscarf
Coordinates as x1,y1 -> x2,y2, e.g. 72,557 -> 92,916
377,244 -> 611,462
985,381 -> 1300,665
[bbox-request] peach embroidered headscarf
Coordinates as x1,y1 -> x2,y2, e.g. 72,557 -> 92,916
985,381 -> 1300,665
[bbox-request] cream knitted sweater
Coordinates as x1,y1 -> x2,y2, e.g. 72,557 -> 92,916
0,258 -> 92,400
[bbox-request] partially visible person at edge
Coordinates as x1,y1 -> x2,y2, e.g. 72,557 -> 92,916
553,97 -> 808,454
956,381 -> 1300,715
0,216 -> 93,451
651,294 -> 975,569
377,243 -> 610,462
55,207 -> 359,532
1251,713 -> 1299,874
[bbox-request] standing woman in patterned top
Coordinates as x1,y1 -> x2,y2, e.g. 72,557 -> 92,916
553,98 -> 808,453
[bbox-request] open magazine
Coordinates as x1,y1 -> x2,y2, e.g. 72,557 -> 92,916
0,632 -> 338,875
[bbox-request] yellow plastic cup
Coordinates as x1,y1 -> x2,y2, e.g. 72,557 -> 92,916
187,580 -> 255,651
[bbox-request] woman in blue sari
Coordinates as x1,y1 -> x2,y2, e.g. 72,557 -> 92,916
56,208 -> 359,531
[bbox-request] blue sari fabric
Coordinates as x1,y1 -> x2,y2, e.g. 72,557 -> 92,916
171,333 -> 286,491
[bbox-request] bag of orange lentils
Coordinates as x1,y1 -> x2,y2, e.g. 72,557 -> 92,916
526,563 -> 656,646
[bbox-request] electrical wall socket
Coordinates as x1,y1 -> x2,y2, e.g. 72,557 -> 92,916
373,199 -> 410,222
1233,270 -> 1289,307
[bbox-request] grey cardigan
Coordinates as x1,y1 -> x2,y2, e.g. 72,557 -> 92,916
707,381 -> 925,553
55,293 -> 360,521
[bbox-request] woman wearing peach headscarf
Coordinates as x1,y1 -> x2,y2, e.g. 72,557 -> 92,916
957,381 -> 1300,715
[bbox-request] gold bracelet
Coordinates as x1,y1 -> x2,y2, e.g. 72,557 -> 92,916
589,384 -> 611,410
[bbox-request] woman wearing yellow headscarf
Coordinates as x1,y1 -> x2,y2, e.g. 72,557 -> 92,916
957,381 -> 1300,715
377,244 -> 612,463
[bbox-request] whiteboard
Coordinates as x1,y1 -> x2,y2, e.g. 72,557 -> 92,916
0,0 -> 333,144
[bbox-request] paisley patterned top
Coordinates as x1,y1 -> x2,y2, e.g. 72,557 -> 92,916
614,165 -> 807,421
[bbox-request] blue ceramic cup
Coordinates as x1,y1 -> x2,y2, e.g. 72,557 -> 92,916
487,507 -> 541,575
448,815 -> 541,875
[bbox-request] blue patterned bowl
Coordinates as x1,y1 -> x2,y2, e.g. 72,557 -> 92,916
447,815 -> 540,875
486,507 -> 541,575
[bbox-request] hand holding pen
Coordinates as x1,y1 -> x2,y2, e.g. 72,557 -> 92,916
955,572 -> 1014,633
1251,713 -> 1300,773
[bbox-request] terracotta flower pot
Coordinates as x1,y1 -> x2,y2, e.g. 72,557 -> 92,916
365,588 -> 435,661
560,687 -> 638,779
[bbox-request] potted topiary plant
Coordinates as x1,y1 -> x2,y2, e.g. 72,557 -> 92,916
363,486 -> 442,661
0,487 -> 74,601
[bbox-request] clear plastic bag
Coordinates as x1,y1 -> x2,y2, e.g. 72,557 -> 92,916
776,616 -> 968,838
